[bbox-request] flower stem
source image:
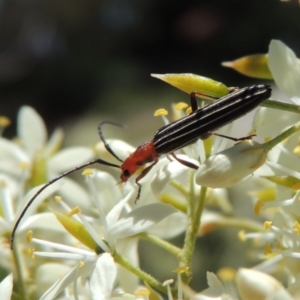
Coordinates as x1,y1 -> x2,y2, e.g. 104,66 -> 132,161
113,251 -> 167,294
12,242 -> 28,300
221,217 -> 265,232
180,178 -> 207,283
261,99 -> 300,114
139,233 -> 182,256
169,180 -> 189,196
160,193 -> 187,213
263,121 -> 300,151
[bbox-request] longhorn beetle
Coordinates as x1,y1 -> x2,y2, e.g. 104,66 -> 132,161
10,84 -> 271,249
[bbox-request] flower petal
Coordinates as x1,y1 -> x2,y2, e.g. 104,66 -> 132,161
106,190 -> 134,227
87,170 -> 123,216
35,263 -> 71,298
151,155 -> 198,198
0,273 -> 13,300
147,212 -> 187,239
44,128 -> 64,157
108,203 -> 177,240
0,137 -> 30,165
194,272 -> 225,300
40,261 -> 94,300
95,139 -> 135,163
268,40 -> 300,100
253,107 -> 299,138
48,147 -> 94,174
16,179 -> 64,229
56,177 -> 94,214
17,106 -> 47,157
90,253 -> 117,300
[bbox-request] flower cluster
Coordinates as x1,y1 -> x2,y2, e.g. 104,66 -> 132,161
1,39 -> 300,300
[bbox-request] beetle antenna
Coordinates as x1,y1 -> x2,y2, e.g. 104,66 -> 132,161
10,158 -> 121,250
98,121 -> 125,163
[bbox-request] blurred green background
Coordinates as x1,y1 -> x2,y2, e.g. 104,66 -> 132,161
1,0 -> 300,142
1,0 -> 300,292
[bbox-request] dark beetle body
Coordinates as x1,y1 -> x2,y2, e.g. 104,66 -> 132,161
153,84 -> 271,154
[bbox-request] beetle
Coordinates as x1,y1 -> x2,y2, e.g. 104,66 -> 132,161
10,84 -> 271,249
119,84 -> 271,196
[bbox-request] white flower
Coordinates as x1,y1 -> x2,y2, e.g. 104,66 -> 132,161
31,170 -> 177,298
0,106 -> 96,215
0,162 -> 71,275
38,254 -> 117,300
2,106 -> 106,264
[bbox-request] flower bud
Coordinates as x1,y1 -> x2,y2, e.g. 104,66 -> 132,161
222,54 -> 272,79
195,140 -> 267,188
151,73 -> 230,99
236,268 -> 293,300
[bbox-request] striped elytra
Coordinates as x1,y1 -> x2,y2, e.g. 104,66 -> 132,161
153,84 -> 271,154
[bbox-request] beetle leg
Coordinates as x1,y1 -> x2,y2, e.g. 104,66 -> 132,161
135,160 -> 158,201
190,92 -> 198,112
210,132 -> 256,142
190,91 -> 219,113
171,153 -> 198,170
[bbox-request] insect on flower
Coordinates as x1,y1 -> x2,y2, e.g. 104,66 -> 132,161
10,84 -> 271,249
